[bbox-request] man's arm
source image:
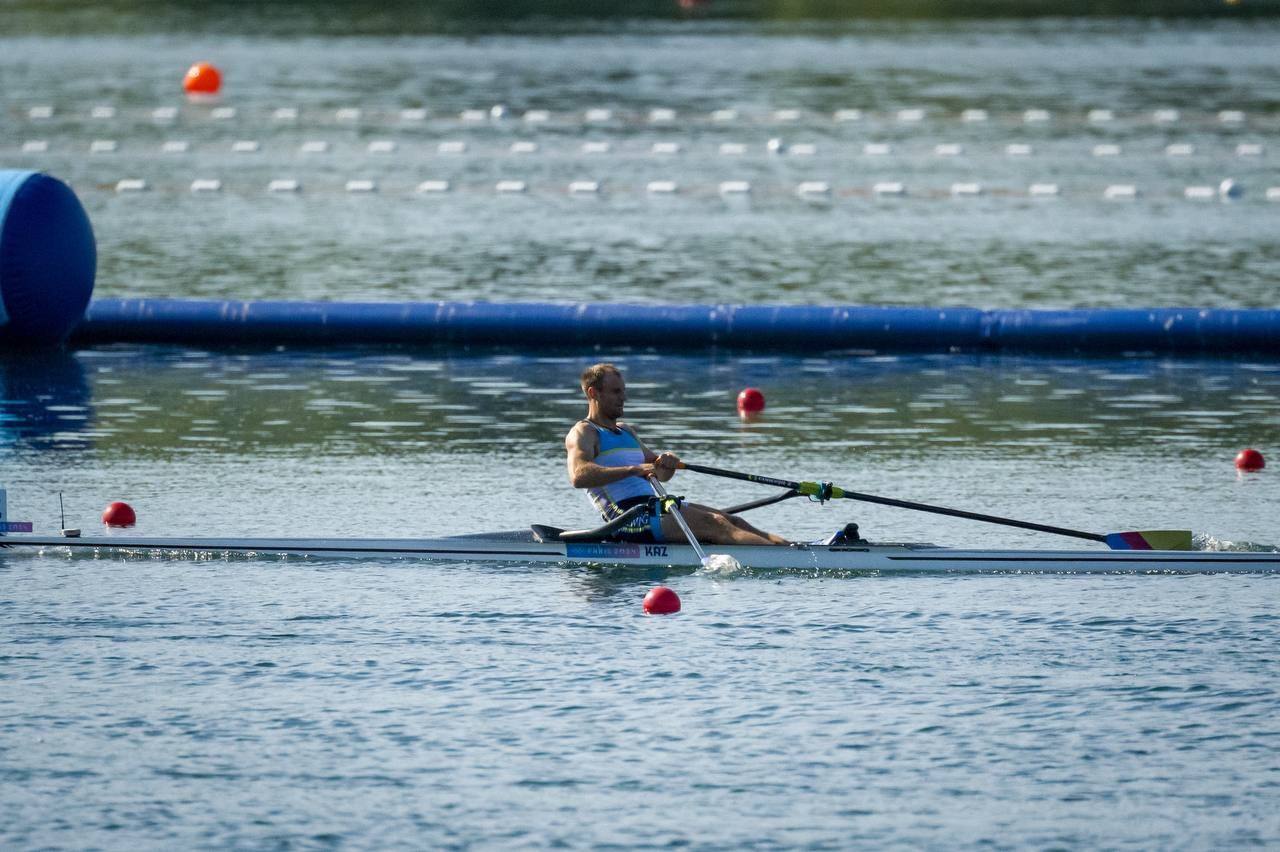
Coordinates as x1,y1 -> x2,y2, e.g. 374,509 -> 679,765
565,422 -> 664,488
627,426 -> 678,482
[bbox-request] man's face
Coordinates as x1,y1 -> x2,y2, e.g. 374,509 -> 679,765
592,372 -> 626,419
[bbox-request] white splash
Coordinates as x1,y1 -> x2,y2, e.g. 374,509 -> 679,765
700,553 -> 745,574
1194,533 -> 1280,553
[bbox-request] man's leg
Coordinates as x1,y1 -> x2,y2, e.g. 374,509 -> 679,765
660,503 -> 787,546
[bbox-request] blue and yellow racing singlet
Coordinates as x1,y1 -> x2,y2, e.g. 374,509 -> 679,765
583,420 -> 654,519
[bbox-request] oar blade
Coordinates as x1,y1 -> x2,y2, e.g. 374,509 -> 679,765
1105,530 -> 1194,551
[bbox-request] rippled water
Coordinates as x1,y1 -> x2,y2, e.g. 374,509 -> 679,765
3,20 -> 1280,306
3,12 -> 1280,850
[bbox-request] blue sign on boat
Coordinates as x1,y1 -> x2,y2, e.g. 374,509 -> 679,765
0,521 -> 34,533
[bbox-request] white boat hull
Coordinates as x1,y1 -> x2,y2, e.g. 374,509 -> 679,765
3,532 -> 1278,573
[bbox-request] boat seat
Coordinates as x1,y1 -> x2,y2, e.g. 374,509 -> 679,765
531,502 -> 650,543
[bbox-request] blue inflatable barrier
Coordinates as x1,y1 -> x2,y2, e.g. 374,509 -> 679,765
68,299 -> 1280,356
0,170 -> 96,347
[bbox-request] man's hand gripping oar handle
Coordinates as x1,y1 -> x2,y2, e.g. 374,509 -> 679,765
677,462 -> 1192,551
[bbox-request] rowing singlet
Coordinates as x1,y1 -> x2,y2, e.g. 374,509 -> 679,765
583,420 -> 654,519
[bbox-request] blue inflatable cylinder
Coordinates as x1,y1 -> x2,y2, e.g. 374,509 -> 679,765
71,300 -> 1279,355
0,170 -> 96,348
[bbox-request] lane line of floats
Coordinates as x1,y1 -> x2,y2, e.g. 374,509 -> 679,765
1,168 -> 1277,355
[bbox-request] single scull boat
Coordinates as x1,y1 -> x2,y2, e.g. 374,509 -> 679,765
2,472 -> 1275,572
2,529 -> 1278,573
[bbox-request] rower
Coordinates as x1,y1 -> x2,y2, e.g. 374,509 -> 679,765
564,363 -> 788,546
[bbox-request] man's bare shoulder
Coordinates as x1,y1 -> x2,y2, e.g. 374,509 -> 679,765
565,419 -> 595,447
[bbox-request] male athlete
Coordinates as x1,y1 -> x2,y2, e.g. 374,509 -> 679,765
565,363 -> 788,546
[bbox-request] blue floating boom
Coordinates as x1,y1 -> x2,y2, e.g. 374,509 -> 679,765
0,170 -> 96,347
67,299 -> 1280,356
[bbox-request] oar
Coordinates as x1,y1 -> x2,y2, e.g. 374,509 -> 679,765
648,475 -> 713,565
678,462 -> 1192,551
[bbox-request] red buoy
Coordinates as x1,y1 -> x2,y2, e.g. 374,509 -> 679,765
736,387 -> 765,415
1235,448 -> 1266,471
183,62 -> 222,95
102,501 -> 137,527
643,586 -> 681,614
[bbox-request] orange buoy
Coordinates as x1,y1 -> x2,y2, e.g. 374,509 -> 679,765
1235,448 -> 1265,471
643,586 -> 681,614
102,501 -> 137,527
183,62 -> 222,95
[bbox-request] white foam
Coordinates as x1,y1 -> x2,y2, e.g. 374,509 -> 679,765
934,143 -> 963,157
91,105 -> 116,119
510,141 -> 538,154
1153,108 -> 1180,124
646,180 -> 678,194
1166,143 -> 1194,157
460,109 -> 486,122
1218,110 -> 1246,124
1028,183 -> 1060,197
28,105 -> 53,119
568,180 -> 600,194
335,108 -> 362,122
718,142 -> 746,155
649,108 -> 676,123
300,140 -> 329,153
416,180 -> 450,193
1236,143 -> 1263,157
438,141 -> 467,154
345,179 -> 377,193
21,140 -> 48,153
211,107 -> 236,120
152,106 -> 179,122
961,109 -> 988,122
1092,143 -> 1121,157
951,182 -> 983,197
1183,186 -> 1215,200
1023,109 -> 1051,123
774,109 -> 801,122
268,179 -> 300,193
115,178 -> 146,192
523,109 -> 550,123
273,107 -> 299,121
863,143 -> 891,156
231,140 -> 260,153
833,109 -> 862,122
495,180 -> 527,194
788,143 -> 817,156
190,179 -> 222,193
873,182 -> 906,196
711,109 -> 738,122
1006,143 -> 1033,156
400,108 -> 427,122
651,142 -> 681,154
581,141 -> 611,154
90,139 -> 118,153
1266,187 -> 1280,202
719,180 -> 751,194
1087,109 -> 1114,123
898,108 -> 925,122
367,140 -> 397,154
796,181 -> 831,196
584,108 -> 612,122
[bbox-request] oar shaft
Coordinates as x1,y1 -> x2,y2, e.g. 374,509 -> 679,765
680,462 -> 799,492
833,489 -> 1105,543
649,476 -> 709,563
680,461 -> 1105,544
